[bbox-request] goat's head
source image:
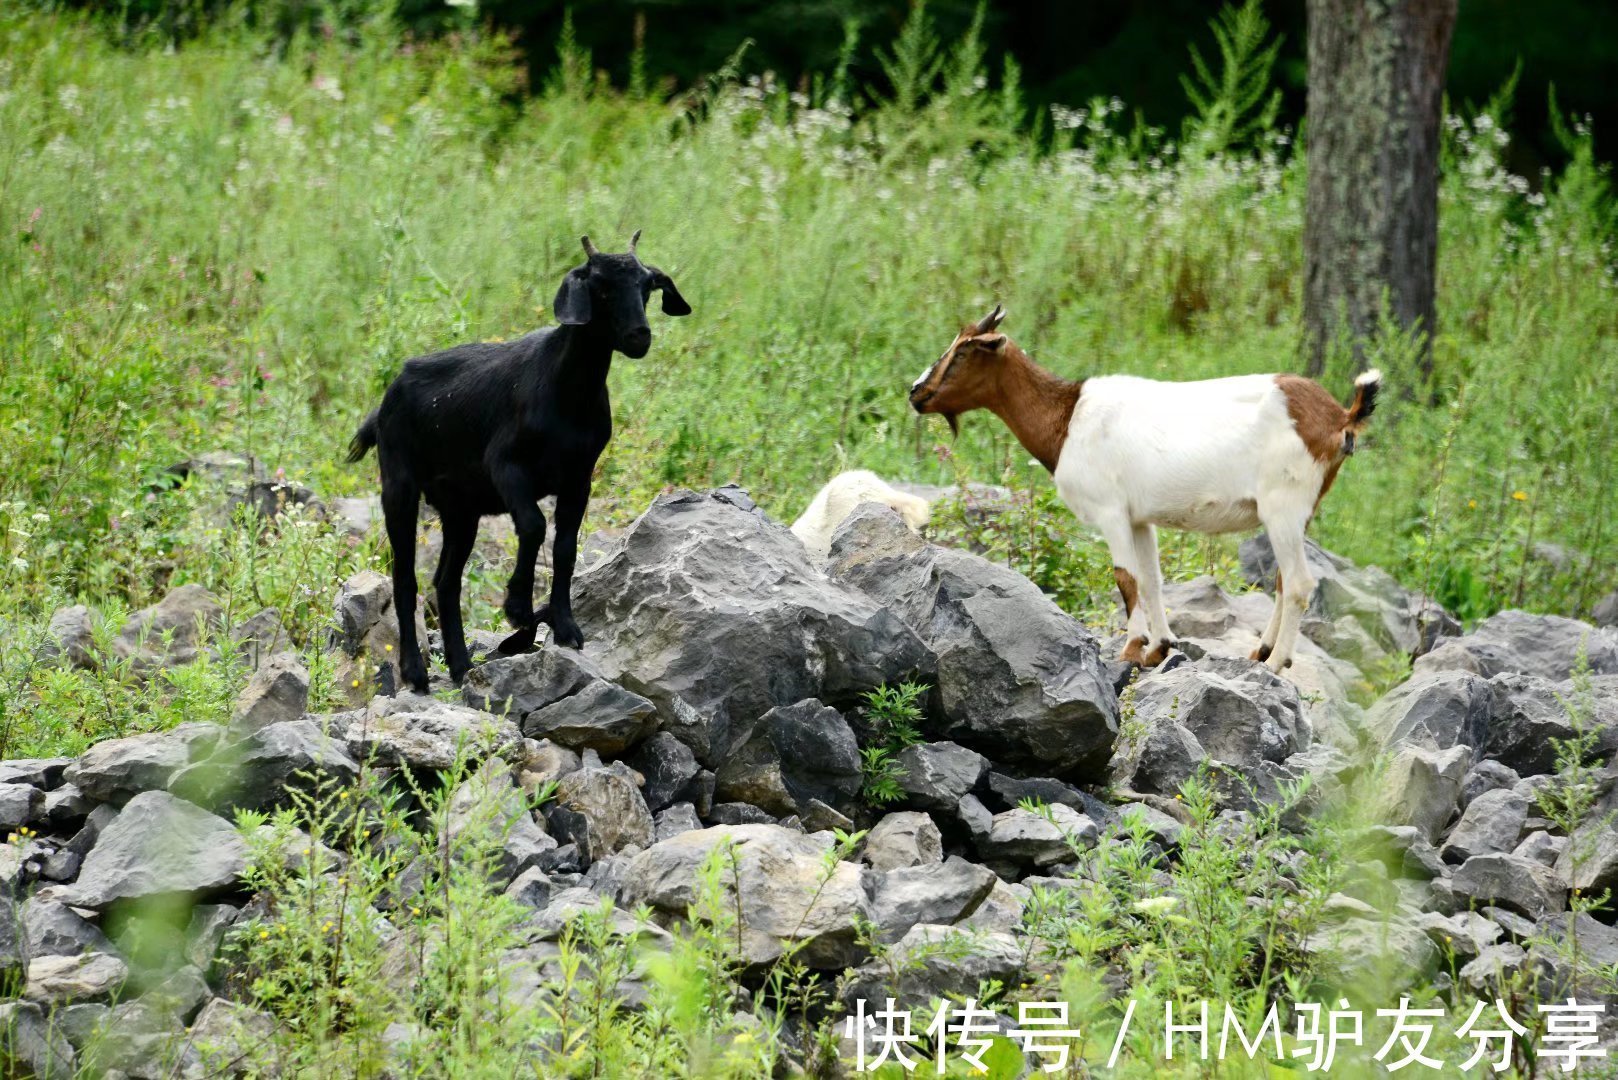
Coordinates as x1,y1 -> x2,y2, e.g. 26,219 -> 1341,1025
553,230 -> 691,358
908,304 -> 1009,433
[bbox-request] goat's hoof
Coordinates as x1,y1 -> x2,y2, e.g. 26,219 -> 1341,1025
495,624 -> 540,656
503,596 -> 536,630
1250,643 -> 1273,663
1139,639 -> 1173,667
1119,636 -> 1149,666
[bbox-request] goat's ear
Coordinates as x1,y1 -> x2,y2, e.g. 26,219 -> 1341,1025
976,334 -> 1007,351
650,268 -> 692,317
553,268 -> 592,325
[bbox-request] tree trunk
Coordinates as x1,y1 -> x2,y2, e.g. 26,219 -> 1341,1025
1302,0 -> 1457,377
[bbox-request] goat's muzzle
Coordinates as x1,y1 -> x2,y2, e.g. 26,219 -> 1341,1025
621,327 -> 652,358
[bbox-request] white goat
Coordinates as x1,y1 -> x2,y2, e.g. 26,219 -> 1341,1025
792,470 -> 932,561
909,305 -> 1380,672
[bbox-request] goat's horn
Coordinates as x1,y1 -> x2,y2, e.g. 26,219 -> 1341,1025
580,235 -> 599,257
628,229 -> 642,255
976,304 -> 1005,333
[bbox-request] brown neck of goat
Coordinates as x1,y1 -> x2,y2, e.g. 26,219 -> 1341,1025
982,343 -> 1083,473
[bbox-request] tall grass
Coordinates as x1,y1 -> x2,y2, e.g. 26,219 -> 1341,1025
0,3 -> 1614,738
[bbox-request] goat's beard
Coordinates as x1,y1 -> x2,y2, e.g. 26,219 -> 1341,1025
944,413 -> 959,436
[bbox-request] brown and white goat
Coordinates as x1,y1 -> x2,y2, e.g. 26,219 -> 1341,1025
909,306 -> 1380,673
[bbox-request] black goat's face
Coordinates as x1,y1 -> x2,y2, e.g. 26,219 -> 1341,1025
552,231 -> 691,359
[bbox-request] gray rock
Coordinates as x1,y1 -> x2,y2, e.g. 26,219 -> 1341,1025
189,998 -> 275,1075
331,570 -> 427,699
63,723 -> 222,803
653,802 -> 703,842
707,802 -> 776,826
622,824 -> 872,968
866,856 -> 996,942
1451,853 -> 1566,920
170,718 -> 359,814
348,694 -> 521,770
957,879 -> 1027,933
1512,830 -> 1567,868
0,759 -> 69,787
623,732 -> 701,813
145,964 -> 211,1024
1304,915 -> 1440,990
828,503 -> 1117,779
1555,813 -> 1618,898
1594,591 -> 1618,629
549,762 -> 654,863
184,904 -> 239,972
231,607 -> 292,669
1484,673 -> 1618,775
21,897 -> 113,958
1460,943 -> 1528,992
462,647 -> 605,719
113,584 -> 225,671
505,867 -> 554,909
1366,672 -> 1493,752
0,782 -> 41,830
443,759 -> 556,884
24,952 -> 128,1004
574,487 -> 933,767
1460,760 -> 1521,810
231,652 -> 309,732
956,793 -> 994,840
1373,744 -> 1471,844
39,604 -> 97,671
893,741 -> 987,811
800,798 -> 855,833
0,1001 -> 76,1080
1239,533 -> 1453,658
842,924 -> 1024,1011
1441,789 -> 1529,865
714,700 -> 863,817
66,791 -> 248,910
1535,911 -> 1618,968
1112,657 -> 1310,806
524,680 -> 659,755
42,784 -> 92,831
1410,910 -> 1502,961
1414,610 -> 1618,681
515,738 -> 581,794
1115,803 -> 1186,847
861,812 -> 942,873
982,804 -> 1096,867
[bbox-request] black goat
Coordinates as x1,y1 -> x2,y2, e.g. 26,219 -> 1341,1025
347,231 -> 690,693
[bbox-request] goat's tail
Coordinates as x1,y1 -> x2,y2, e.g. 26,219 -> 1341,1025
346,411 -> 379,464
1345,368 -> 1381,432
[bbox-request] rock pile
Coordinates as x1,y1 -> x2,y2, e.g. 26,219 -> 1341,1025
5,485 -> 1618,1074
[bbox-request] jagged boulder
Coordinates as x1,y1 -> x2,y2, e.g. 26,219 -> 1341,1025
1373,744 -> 1471,844
331,570 -> 428,700
623,733 -> 702,813
38,605 -> 98,671
1415,610 -> 1618,681
230,652 -> 309,732
1484,673 -> 1618,775
442,758 -> 556,884
842,924 -> 1024,1010
464,649 -> 658,754
548,761 -> 654,864
865,856 -> 996,942
347,694 -> 521,770
1451,853 -> 1566,920
713,700 -> 863,818
1240,532 -> 1455,658
113,584 -> 224,671
1366,672 -> 1493,753
861,812 -> 942,872
65,791 -> 247,910
894,741 -> 987,811
1111,656 -> 1310,805
828,504 -> 1117,779
622,824 -> 871,968
573,488 -> 933,768
171,719 -> 358,814
63,724 -> 223,804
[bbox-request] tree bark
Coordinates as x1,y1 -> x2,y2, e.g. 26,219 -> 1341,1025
1303,0 -> 1457,377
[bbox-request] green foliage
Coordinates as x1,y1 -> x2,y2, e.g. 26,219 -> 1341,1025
1180,0 -> 1284,154
859,680 -> 926,806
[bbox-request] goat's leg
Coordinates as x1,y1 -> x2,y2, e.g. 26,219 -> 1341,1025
434,511 -> 479,684
1130,523 -> 1177,666
1251,570 -> 1285,662
491,465 -> 547,637
538,486 -> 588,649
381,476 -> 428,694
1259,515 -> 1316,673
1095,515 -> 1150,665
